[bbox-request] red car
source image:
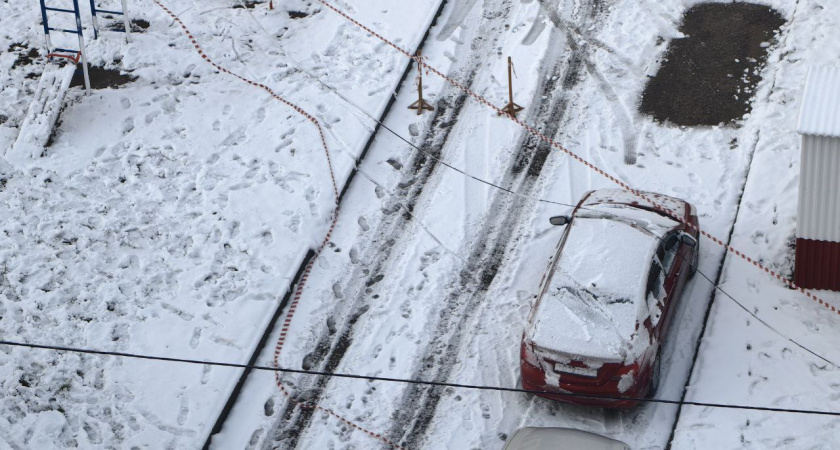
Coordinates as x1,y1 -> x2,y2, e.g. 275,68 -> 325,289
520,189 -> 699,408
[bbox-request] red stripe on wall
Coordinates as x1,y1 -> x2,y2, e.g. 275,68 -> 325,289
795,238 -> 840,292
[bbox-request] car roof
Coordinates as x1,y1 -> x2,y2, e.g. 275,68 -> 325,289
502,427 -> 631,450
582,188 -> 688,222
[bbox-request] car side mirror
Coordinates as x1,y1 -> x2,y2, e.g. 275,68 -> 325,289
680,234 -> 697,247
549,215 -> 570,226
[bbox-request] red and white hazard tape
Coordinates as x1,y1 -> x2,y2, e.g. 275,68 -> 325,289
149,2 -> 406,448
313,0 -> 839,316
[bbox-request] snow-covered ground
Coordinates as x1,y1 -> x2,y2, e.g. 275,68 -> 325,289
1,0 -> 441,447
1,0 -> 839,448
672,0 -> 840,447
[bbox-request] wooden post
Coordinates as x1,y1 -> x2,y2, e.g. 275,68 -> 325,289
269,0 -> 274,10
499,56 -> 523,117
408,51 -> 433,115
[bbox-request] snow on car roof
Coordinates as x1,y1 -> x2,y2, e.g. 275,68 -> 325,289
530,205 -> 679,362
583,188 -> 688,220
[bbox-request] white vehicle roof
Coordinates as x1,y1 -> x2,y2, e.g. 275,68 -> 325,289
502,427 -> 631,450
527,200 -> 680,362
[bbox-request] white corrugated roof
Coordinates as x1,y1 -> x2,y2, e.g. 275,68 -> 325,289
798,66 -> 840,138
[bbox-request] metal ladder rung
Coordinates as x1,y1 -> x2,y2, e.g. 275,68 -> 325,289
44,6 -> 75,13
94,8 -> 124,15
47,27 -> 82,35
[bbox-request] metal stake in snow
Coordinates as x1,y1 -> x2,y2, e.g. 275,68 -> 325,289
38,0 -> 91,93
407,51 -> 434,115
500,56 -> 523,118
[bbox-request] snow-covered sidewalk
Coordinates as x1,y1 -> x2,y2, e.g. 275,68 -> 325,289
0,0 -> 440,446
673,1 -> 840,447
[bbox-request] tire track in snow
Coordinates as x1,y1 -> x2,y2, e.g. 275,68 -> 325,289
384,1 -> 612,447
258,1 -> 522,447
538,0 -> 639,166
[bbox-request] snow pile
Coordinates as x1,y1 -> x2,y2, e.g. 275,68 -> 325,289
7,64 -> 76,163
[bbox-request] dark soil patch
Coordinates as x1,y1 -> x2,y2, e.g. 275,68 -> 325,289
233,0 -> 263,9
11,46 -> 41,69
107,18 -> 150,33
288,11 -> 308,19
640,3 -> 785,126
70,66 -> 137,89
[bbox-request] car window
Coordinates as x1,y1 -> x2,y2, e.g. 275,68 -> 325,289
647,259 -> 664,301
657,233 -> 679,273
646,259 -> 665,326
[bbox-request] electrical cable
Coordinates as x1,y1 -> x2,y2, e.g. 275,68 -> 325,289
2,203 -> 836,419
2,338 -> 838,417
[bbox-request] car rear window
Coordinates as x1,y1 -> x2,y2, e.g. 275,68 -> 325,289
531,217 -> 659,359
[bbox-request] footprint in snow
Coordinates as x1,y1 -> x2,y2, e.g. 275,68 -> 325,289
144,110 -> 160,124
264,397 -> 275,417
228,182 -> 252,191
200,365 -> 211,385
123,117 -> 134,135
358,216 -> 370,232
190,327 -> 201,349
177,394 -> 189,426
305,187 -> 319,216
229,221 -> 240,238
284,211 -> 301,233
259,230 -> 273,245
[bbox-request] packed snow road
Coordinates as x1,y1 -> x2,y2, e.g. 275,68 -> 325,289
215,0 -> 772,448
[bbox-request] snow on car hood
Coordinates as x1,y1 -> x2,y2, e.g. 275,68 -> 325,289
528,207 -> 678,363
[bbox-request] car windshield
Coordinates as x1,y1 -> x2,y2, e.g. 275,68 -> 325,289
530,215 -> 662,360
575,203 -> 678,237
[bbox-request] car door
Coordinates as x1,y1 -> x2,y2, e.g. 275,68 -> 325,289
657,231 -> 683,336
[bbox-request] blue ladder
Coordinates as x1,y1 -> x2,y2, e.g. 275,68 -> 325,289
38,0 -> 91,93
89,0 -> 131,40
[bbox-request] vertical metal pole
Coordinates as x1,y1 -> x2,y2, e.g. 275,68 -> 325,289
39,0 -> 53,53
416,54 -> 425,116
417,74 -> 425,116
88,0 -> 100,38
74,0 -> 91,93
507,56 -> 514,108
121,0 -> 131,42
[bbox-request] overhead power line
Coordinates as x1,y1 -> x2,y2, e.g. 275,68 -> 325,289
2,339 -> 839,418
